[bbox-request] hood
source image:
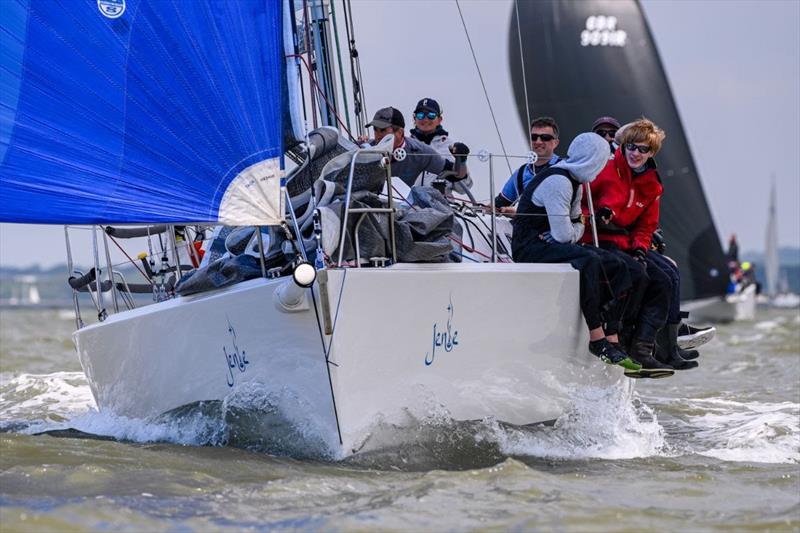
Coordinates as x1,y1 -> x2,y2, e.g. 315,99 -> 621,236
553,133 -> 610,184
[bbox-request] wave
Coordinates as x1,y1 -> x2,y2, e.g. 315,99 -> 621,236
2,371 -> 796,466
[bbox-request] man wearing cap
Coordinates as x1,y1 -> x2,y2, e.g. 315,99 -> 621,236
409,98 -> 473,195
364,106 -> 469,188
494,116 -> 562,213
591,116 -> 621,155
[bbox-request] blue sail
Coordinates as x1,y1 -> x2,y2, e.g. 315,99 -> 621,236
0,0 -> 285,225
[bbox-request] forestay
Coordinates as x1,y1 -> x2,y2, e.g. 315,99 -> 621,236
0,0 -> 285,225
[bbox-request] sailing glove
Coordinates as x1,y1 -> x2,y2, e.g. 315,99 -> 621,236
632,247 -> 648,264
451,142 -> 470,164
596,206 -> 614,224
540,231 -> 556,243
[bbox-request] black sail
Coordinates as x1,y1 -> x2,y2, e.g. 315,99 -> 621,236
508,0 -> 728,300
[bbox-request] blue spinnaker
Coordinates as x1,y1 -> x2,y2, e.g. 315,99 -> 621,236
0,0 -> 284,225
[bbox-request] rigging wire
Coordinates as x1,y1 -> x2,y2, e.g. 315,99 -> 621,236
329,0 -> 353,132
302,0 -> 318,128
341,0 -> 367,135
454,0 -> 512,174
514,0 -> 532,135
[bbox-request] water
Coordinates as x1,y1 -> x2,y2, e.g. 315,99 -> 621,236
1,307 -> 798,531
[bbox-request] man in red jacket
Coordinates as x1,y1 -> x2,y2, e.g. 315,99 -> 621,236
582,118 -> 673,374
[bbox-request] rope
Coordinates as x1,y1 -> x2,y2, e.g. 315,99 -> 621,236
514,0 -> 532,133
454,0 -> 512,174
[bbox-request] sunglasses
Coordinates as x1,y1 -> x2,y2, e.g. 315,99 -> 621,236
415,111 -> 439,120
595,129 -> 617,138
530,133 -> 556,142
625,143 -> 652,154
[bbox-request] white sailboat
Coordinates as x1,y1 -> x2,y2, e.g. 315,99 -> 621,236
1,0 -> 627,457
764,179 -> 800,309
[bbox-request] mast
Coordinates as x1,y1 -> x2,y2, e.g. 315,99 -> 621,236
765,176 -> 779,297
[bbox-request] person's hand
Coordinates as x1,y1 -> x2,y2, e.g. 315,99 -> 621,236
357,135 -> 370,144
632,247 -> 648,264
497,205 -> 516,215
450,142 -> 470,156
539,231 -> 556,243
596,206 -> 614,224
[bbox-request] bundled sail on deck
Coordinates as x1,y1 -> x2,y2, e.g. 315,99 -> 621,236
1,0 -> 285,225
508,0 -> 728,300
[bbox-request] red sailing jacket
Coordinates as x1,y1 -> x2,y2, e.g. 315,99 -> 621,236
581,147 -> 663,251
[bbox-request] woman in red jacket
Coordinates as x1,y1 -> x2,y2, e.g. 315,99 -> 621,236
582,118 -> 673,373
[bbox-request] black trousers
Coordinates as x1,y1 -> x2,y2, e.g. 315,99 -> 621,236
599,243 -> 671,343
513,239 -> 631,331
648,251 -> 682,324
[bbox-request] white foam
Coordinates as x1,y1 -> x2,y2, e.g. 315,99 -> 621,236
0,372 -> 95,422
683,398 -> 800,464
484,385 -> 667,460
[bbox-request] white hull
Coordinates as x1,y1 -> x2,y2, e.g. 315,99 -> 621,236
683,284 -> 758,323
75,263 -> 625,457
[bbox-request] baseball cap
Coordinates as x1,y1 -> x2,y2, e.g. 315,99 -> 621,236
591,116 -> 621,131
414,98 -> 441,114
366,107 -> 405,129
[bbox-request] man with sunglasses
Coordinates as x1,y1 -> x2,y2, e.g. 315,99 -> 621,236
581,118 -> 687,375
409,98 -> 473,195
591,116 -> 621,155
494,117 -> 562,213
364,106 -> 469,188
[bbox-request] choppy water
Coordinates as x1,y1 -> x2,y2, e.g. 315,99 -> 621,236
1,307 -> 798,531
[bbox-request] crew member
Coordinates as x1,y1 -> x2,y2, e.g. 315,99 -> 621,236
364,106 -> 469,188
409,98 -> 473,195
494,117 -> 562,213
512,132 -> 641,373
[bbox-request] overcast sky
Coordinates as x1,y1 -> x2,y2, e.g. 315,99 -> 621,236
1,0 -> 798,268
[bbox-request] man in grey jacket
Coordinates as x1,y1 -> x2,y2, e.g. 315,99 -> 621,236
511,133 -> 662,375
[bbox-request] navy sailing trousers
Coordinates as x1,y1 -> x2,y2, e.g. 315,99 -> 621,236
648,251 -> 682,324
513,239 -> 631,331
599,244 -> 671,343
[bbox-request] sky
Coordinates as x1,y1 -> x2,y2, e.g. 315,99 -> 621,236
0,0 -> 798,269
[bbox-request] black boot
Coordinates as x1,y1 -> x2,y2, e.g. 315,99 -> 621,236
631,339 -> 673,370
656,324 -> 699,370
625,338 -> 675,379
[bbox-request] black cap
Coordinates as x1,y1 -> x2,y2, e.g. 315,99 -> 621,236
366,107 -> 405,129
591,116 -> 621,131
414,98 -> 441,115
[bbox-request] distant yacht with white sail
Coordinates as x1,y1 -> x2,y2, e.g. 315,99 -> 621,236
764,178 -> 800,308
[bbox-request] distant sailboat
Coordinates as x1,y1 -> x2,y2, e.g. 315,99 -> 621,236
764,178 -> 800,308
765,177 -> 779,298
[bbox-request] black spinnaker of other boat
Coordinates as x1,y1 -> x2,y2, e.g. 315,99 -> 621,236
508,0 -> 728,301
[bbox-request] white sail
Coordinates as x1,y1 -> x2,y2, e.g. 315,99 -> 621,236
765,177 -> 779,298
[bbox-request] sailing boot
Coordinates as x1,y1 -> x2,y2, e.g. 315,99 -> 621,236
589,339 -> 641,371
625,338 -> 675,379
676,311 -> 716,350
655,324 -> 699,370
676,322 -> 715,351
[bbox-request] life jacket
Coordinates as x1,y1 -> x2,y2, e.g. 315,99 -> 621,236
512,167 -> 579,248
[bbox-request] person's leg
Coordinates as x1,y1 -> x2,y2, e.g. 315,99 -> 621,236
625,254 -> 674,371
592,247 -> 633,339
635,255 -> 671,343
648,251 -> 681,325
598,245 -> 647,345
527,242 -> 641,369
